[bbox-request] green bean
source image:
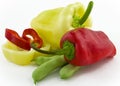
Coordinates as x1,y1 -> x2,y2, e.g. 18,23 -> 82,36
32,55 -> 66,84
59,64 -> 80,79
34,55 -> 55,65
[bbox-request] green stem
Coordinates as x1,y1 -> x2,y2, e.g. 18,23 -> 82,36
79,1 -> 93,25
31,41 -> 75,60
31,42 -> 56,55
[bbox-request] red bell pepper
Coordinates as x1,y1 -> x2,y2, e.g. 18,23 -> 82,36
31,28 -> 116,66
60,28 -> 116,66
5,28 -> 43,50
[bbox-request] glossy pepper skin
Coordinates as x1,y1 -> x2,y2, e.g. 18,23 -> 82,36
60,28 -> 116,66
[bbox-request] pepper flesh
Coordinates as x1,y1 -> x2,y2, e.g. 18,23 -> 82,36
5,28 -> 30,50
60,28 -> 116,66
22,28 -> 43,48
5,28 -> 43,50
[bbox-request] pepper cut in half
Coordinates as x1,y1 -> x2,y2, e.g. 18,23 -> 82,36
2,41 -> 35,65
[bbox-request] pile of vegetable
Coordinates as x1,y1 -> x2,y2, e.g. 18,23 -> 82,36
2,1 -> 116,85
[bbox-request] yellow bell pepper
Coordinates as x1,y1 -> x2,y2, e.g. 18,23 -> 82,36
2,41 -> 34,65
31,2 -> 92,50
2,41 -> 50,65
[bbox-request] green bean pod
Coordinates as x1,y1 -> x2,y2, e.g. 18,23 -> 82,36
59,64 -> 80,79
32,55 -> 66,84
34,55 -> 55,65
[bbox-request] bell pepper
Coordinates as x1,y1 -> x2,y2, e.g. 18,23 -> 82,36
31,28 -> 116,66
2,41 -> 50,65
60,28 -> 116,66
31,1 -> 93,50
2,41 -> 35,65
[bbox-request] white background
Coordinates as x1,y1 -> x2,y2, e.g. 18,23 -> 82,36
0,0 -> 120,86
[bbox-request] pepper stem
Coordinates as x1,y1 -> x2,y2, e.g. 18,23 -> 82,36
31,41 -> 75,60
79,1 -> 93,25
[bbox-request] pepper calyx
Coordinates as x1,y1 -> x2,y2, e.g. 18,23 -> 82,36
61,41 -> 75,60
